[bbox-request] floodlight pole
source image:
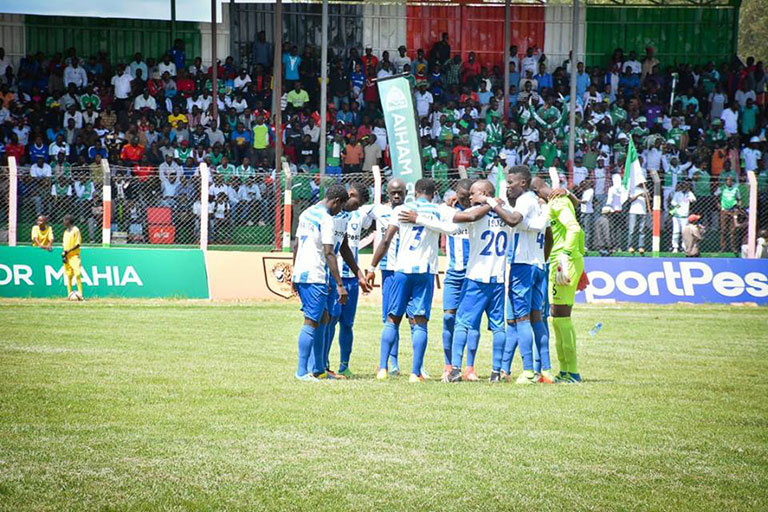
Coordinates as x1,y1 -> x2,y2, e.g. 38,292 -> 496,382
503,0 -> 510,121
319,0 -> 328,176
211,0 -> 219,122
567,0 -> 579,182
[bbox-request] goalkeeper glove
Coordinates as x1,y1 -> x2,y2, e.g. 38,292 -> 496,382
555,253 -> 572,286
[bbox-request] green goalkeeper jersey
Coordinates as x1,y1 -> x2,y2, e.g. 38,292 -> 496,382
548,196 -> 585,260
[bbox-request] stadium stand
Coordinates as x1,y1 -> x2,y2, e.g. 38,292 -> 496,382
0,35 -> 766,254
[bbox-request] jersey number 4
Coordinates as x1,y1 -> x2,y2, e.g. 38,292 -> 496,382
536,232 -> 545,249
480,230 -> 508,257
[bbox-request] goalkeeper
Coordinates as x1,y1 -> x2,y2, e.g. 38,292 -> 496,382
531,177 -> 585,383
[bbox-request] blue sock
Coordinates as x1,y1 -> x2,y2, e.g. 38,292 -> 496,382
442,312 -> 455,365
323,317 -> 338,371
451,324 -> 468,368
411,323 -> 428,376
338,323 -> 353,373
517,320 -> 534,371
389,330 -> 400,369
466,329 -> 480,367
492,329 -> 506,372
312,322 -> 328,375
533,320 -> 551,371
297,324 -> 315,376
379,322 -> 398,370
502,323 -> 519,373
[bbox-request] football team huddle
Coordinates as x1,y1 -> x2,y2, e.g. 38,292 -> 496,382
291,166 -> 586,385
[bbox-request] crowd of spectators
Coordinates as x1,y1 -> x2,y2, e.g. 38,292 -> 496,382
0,32 -> 766,252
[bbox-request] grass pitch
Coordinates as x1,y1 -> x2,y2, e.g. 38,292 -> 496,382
1,300 -> 766,511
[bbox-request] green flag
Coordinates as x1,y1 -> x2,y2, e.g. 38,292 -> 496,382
622,136 -> 645,192
377,76 -> 423,200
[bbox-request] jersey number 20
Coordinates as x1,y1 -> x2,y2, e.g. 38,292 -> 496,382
479,230 -> 508,257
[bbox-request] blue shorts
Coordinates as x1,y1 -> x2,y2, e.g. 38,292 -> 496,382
387,272 -> 435,320
326,165 -> 342,175
456,279 -> 505,333
531,265 -> 547,314
339,278 -> 360,327
506,263 -> 536,320
443,269 -> 466,312
381,269 -> 395,323
295,282 -> 328,323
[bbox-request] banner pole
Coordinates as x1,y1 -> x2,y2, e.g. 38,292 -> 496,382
746,170 -> 758,258
8,156 -> 17,247
101,159 -> 111,247
199,163 -> 209,251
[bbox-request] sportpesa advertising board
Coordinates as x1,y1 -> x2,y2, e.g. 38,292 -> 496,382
579,258 -> 768,305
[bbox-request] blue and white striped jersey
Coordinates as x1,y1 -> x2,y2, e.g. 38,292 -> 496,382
339,204 -> 374,279
507,191 -> 547,266
465,209 -> 512,283
440,203 -> 470,273
292,203 -> 336,284
393,198 -> 444,275
371,203 -> 400,271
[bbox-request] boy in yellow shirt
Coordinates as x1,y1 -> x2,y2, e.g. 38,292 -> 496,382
31,215 -> 54,251
62,215 -> 83,299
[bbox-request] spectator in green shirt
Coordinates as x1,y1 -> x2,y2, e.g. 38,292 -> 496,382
740,98 -> 759,137
286,82 -> 310,110
252,117 -> 269,162
717,176 -> 741,253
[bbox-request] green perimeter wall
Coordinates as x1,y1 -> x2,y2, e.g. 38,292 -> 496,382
25,16 -> 201,66
585,6 -> 738,68
0,246 -> 208,299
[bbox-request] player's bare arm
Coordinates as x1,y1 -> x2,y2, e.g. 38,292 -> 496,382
340,235 -> 371,293
368,224 -> 398,285
324,243 -> 348,305
486,197 -> 524,228
544,227 -> 553,261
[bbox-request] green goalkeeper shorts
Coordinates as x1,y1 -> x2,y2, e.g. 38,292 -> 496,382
549,256 -> 584,306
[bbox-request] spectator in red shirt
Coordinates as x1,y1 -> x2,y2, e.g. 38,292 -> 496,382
132,158 -> 153,182
5,134 -> 26,165
176,69 -> 195,98
461,52 -> 481,87
120,137 -> 145,165
452,137 -> 472,169
361,47 -> 378,77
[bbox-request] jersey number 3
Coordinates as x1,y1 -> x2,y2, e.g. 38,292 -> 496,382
409,226 -> 424,250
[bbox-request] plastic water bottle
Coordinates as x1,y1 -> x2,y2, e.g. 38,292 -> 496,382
589,322 -> 603,338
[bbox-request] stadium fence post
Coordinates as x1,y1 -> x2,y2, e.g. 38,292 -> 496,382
281,161 -> 292,252
274,165 -> 283,251
199,163 -> 210,251
101,159 -> 111,247
746,170 -> 757,258
650,169 -> 661,256
8,156 -> 17,247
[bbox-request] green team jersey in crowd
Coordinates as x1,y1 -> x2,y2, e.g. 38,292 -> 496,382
719,184 -> 740,209
539,142 -> 557,167
667,127 -> 684,146
422,145 -> 437,172
693,170 -> 711,197
548,196 -> 585,261
486,122 -> 503,147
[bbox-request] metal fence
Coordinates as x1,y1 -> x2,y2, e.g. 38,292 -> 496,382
0,164 -> 759,256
